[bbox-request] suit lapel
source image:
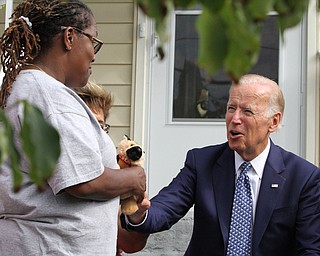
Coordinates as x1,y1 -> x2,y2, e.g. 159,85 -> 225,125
252,142 -> 286,252
212,146 -> 236,248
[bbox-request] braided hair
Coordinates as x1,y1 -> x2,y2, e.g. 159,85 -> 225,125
0,0 -> 93,108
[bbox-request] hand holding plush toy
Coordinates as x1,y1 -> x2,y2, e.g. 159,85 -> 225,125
117,135 -> 144,215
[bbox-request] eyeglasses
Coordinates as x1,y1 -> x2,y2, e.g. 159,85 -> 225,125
104,123 -> 111,134
61,26 -> 103,54
98,121 -> 111,134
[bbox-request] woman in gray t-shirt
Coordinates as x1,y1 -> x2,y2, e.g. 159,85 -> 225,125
0,1 -> 146,255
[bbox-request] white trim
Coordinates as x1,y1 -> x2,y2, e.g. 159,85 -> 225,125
4,0 -> 13,29
305,0 -> 320,165
132,6 -> 152,187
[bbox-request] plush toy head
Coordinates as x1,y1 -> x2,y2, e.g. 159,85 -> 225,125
117,135 -> 144,168
117,135 -> 145,215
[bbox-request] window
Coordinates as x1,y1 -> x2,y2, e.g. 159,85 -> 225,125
172,12 -> 279,121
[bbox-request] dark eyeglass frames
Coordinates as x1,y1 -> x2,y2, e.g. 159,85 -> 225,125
98,121 -> 111,134
104,123 -> 111,134
61,26 -> 103,54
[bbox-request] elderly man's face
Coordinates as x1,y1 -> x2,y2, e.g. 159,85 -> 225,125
225,83 -> 277,161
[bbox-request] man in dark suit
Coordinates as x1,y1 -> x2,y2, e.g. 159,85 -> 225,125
119,74 -> 320,255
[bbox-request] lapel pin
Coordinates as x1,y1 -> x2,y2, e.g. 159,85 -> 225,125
271,183 -> 279,188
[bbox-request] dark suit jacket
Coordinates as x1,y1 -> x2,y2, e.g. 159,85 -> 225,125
134,141 -> 320,255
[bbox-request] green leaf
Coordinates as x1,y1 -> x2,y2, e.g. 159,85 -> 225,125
196,7 -> 228,75
136,0 -> 174,58
0,110 -> 22,192
273,0 -> 290,14
136,0 -> 169,20
245,0 -> 274,20
19,101 -> 60,190
222,4 -> 261,80
277,12 -> 304,33
274,0 -> 309,33
199,0 -> 225,12
0,117 -> 9,164
174,0 -> 198,7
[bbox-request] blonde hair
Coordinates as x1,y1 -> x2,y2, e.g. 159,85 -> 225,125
73,81 -> 113,121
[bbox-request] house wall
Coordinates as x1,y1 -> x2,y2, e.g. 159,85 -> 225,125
0,7 -> 5,35
87,0 -> 135,145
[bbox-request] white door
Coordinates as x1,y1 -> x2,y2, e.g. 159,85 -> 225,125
145,10 -> 305,197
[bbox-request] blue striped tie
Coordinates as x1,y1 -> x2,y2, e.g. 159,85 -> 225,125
226,161 -> 253,256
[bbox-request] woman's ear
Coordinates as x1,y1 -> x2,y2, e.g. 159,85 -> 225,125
62,26 -> 73,51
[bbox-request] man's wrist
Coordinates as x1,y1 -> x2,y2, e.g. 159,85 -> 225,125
120,210 -> 148,231
126,210 -> 148,226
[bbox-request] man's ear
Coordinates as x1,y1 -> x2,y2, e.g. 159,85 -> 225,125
269,112 -> 282,133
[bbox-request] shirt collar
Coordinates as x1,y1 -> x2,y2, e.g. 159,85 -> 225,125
234,139 -> 271,179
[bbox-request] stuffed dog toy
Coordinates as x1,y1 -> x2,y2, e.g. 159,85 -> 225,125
117,135 -> 144,215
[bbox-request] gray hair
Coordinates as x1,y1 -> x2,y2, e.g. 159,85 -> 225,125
230,74 -> 285,119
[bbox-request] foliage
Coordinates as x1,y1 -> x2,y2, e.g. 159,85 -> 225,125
0,101 -> 60,191
136,0 -> 310,81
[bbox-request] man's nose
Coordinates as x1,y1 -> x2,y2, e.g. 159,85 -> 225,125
231,109 -> 242,123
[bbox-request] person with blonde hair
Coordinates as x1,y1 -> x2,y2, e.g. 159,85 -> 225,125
74,81 -> 149,255
73,81 -> 112,133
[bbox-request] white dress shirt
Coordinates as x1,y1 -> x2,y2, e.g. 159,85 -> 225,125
234,139 -> 271,221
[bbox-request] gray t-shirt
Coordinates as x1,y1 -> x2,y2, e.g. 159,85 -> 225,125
0,70 -> 119,255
